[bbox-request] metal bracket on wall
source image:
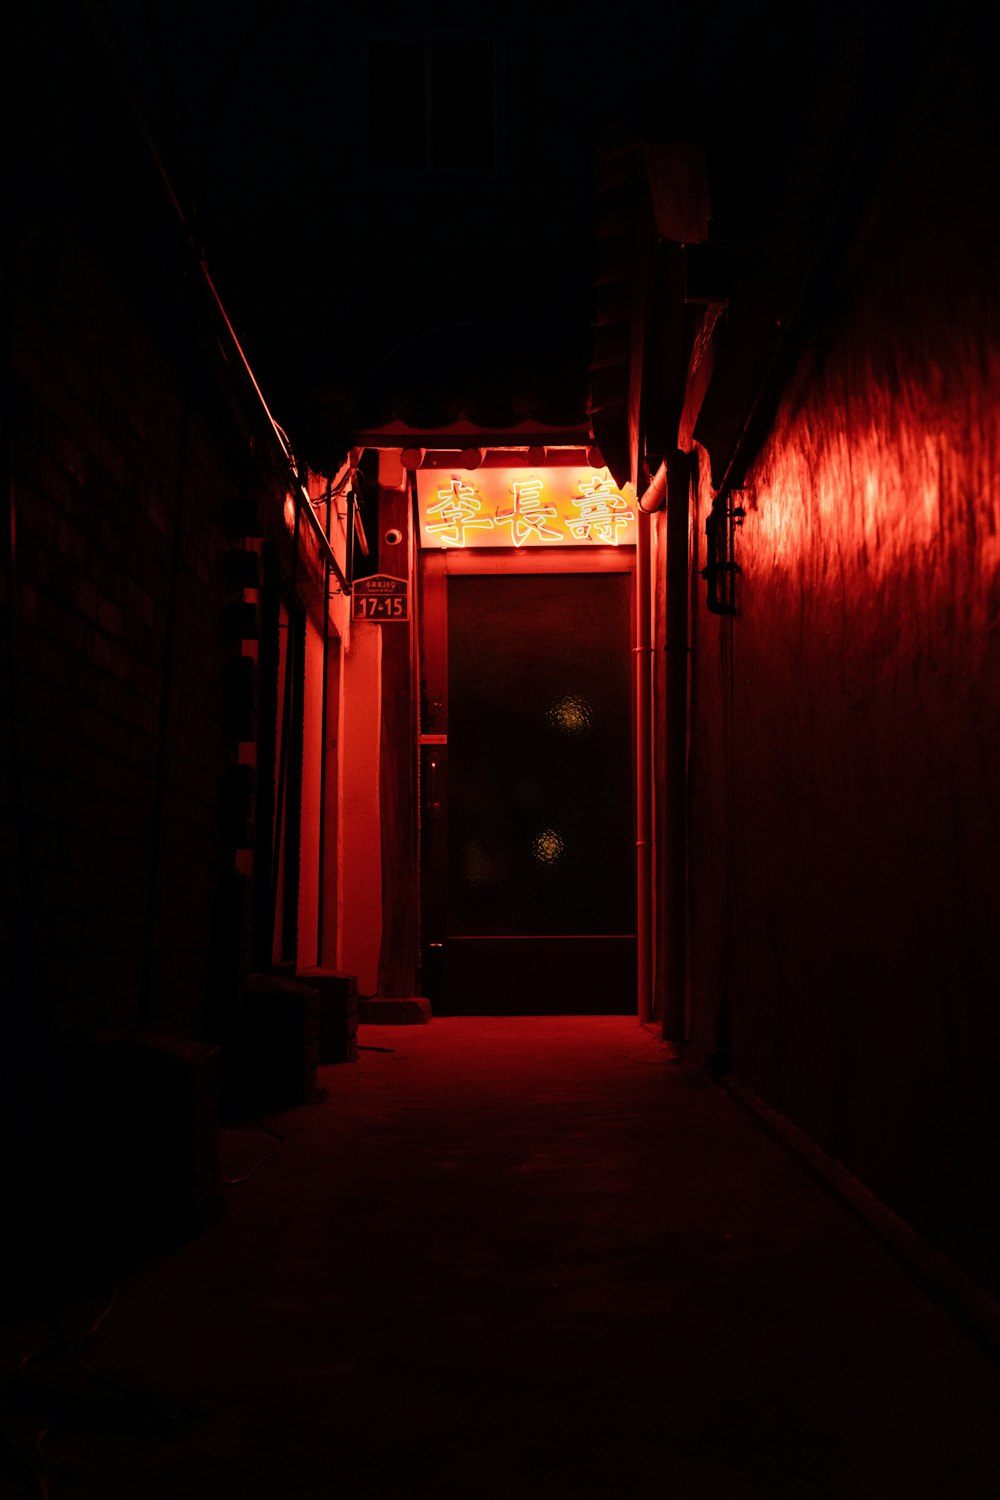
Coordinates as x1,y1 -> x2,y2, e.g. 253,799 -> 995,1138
324,485 -> 368,598
701,495 -> 745,615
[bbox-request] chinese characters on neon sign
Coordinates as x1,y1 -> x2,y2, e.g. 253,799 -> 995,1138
495,476 -> 563,546
425,479 -> 496,547
567,473 -> 633,544
416,467 -> 637,549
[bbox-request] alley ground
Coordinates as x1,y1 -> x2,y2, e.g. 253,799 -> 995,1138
4,1017 -> 999,1498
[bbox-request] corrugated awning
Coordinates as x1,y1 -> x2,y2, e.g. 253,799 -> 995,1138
307,316 -> 593,471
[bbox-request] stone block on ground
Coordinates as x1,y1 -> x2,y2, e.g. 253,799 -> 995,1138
296,967 -> 361,1063
223,974 -> 320,1117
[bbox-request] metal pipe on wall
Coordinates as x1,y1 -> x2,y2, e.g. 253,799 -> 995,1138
635,509 -> 654,1025
663,451 -> 691,1047
639,459 -> 667,513
317,476 -> 333,967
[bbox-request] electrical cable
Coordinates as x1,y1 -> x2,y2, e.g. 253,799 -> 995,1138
3,1284 -> 196,1497
18,1288 -> 118,1376
0,1428 -> 50,1500
312,467 -> 361,507
16,1289 -> 160,1405
81,0 -> 350,594
30,1431 -> 53,1498
7,1304 -> 208,1462
222,1118 -> 287,1185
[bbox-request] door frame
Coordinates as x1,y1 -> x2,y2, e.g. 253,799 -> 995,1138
417,544 -> 637,1010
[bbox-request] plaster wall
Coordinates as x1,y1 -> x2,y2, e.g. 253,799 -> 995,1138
687,57 -> 999,1286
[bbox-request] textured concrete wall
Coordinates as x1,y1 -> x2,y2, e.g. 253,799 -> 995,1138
687,41 -> 999,1285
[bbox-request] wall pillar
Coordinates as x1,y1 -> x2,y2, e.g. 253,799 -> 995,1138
337,619 -> 383,995
376,452 -> 420,998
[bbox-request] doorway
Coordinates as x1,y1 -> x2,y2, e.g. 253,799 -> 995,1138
420,552 -> 636,1014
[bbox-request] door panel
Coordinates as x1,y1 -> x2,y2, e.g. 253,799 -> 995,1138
421,564 -> 635,1014
445,936 -> 637,1016
448,573 -> 633,936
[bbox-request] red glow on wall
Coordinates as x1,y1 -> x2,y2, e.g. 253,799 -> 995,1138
739,340 -> 1000,660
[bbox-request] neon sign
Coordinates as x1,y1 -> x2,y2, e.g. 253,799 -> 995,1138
567,472 -> 634,544
425,478 -> 496,547
494,476 -> 562,546
416,467 -> 637,549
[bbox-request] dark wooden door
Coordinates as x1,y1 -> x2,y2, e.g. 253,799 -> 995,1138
420,556 -> 635,1014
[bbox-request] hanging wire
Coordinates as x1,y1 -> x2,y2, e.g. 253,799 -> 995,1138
222,1118 -> 287,1185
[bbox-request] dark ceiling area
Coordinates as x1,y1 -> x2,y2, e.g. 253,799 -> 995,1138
24,0 -> 949,473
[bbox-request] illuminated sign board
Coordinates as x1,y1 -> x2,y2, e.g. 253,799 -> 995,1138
415,467 -> 637,549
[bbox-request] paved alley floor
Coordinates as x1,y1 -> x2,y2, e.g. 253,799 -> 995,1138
5,1017 -> 999,1498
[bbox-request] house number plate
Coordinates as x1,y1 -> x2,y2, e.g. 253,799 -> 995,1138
352,574 -> 409,621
